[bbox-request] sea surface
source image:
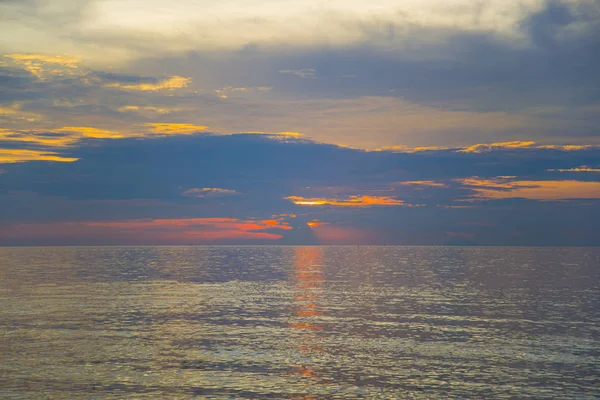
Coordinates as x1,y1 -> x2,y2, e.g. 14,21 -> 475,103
1,246 -> 599,399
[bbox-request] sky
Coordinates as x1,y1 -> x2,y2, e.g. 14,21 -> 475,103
1,0 -> 599,245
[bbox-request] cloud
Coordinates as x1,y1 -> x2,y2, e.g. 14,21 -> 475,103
214,86 -> 271,99
378,141 -> 600,153
458,177 -> 600,200
4,53 -> 80,79
306,220 -> 326,228
183,187 -> 238,197
142,123 -> 208,134
104,75 -> 191,91
117,105 -> 177,114
0,148 -> 78,163
458,141 -> 537,153
7,0 -> 595,60
547,166 -> 600,172
399,180 -> 448,188
285,195 -> 408,207
279,69 -> 316,79
0,217 -> 291,244
2,133 -> 600,245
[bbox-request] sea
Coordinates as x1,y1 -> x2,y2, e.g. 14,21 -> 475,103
1,246 -> 599,399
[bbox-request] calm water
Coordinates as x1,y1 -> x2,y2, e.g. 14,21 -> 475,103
1,246 -> 599,399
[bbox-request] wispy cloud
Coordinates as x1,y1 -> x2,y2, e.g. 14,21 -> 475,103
117,105 -> 178,114
399,180 -> 447,188
214,86 -> 271,99
104,75 -> 191,91
457,141 -> 536,153
458,177 -> 600,200
142,123 -> 208,134
0,148 -> 78,163
547,166 -> 600,173
279,69 -> 316,79
183,188 -> 238,197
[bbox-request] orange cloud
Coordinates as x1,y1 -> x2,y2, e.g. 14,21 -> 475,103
307,220 -> 326,228
0,149 -> 78,163
105,75 -> 191,91
0,217 -> 291,243
458,177 -> 600,200
285,195 -> 406,207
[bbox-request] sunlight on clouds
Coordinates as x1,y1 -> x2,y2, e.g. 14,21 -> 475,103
0,124 -> 208,152
0,217 -> 292,242
117,105 -> 176,114
214,86 -> 271,99
458,141 -> 536,153
374,145 -> 453,152
0,128 -> 79,147
143,123 -> 208,134
538,145 -> 594,151
105,75 -> 191,91
285,195 -> 408,207
458,177 -> 600,200
0,104 -> 40,122
377,141 -> 600,154
84,0 -> 552,56
5,53 -> 80,80
307,220 -> 326,228
54,126 -> 127,139
0,149 -> 78,163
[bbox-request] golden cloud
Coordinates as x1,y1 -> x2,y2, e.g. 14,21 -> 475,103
117,105 -> 177,114
5,53 -> 81,80
105,75 -> 191,91
457,141 -> 536,153
54,126 -> 127,139
0,128 -> 79,147
142,123 -> 208,134
0,149 -> 78,163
